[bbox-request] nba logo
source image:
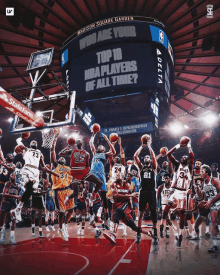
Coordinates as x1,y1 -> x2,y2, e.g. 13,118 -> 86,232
159,30 -> 164,43
207,5 -> 213,18
6,7 -> 14,16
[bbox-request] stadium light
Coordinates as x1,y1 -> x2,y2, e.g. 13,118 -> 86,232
170,123 -> 182,133
202,112 -> 218,125
8,117 -> 13,123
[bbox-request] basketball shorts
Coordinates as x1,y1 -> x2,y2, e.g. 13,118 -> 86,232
46,201 -> 55,212
168,190 -> 187,210
91,171 -> 106,191
1,201 -> 16,212
54,187 -> 74,213
76,199 -> 86,211
139,189 -> 157,212
93,201 -> 102,213
22,166 -> 39,189
32,196 -> 45,210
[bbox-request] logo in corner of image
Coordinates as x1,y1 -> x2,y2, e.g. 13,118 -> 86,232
159,30 -> 164,44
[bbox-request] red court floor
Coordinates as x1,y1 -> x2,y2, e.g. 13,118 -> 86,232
0,222 -> 219,275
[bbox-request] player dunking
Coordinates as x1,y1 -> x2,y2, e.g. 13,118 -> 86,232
134,138 -> 158,245
11,140 -> 57,221
89,133 -> 116,230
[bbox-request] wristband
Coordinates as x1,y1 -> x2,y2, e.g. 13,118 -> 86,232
175,144 -> 180,150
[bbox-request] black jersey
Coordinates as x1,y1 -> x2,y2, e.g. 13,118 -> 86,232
140,166 -> 156,191
5,182 -> 19,203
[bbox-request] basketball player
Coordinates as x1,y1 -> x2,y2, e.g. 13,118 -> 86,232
11,140 -> 58,222
0,173 -> 20,244
103,173 -> 153,245
59,138 -> 103,193
51,134 -> 78,241
134,139 -> 158,245
166,138 -> 194,242
190,182 -> 209,240
45,181 -> 56,232
0,151 -> 15,205
201,165 -> 220,253
75,181 -> 87,236
89,132 -> 116,230
157,173 -> 175,238
31,171 -> 47,238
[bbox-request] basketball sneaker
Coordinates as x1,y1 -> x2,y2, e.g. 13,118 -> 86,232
32,227 -> 35,236
51,226 -> 55,232
11,208 -> 22,223
95,229 -> 102,238
46,226 -> 50,232
165,227 -> 170,238
9,236 -> 17,245
39,231 -> 43,238
81,230 -> 85,236
103,232 -> 116,244
136,234 -> 141,244
207,246 -> 219,253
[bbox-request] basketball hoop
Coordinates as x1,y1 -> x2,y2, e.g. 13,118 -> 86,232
41,128 -> 60,149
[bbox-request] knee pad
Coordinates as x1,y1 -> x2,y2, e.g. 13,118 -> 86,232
113,212 -> 120,224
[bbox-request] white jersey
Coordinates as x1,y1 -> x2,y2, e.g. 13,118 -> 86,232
203,177 -> 220,211
23,148 -> 42,167
161,184 -> 172,205
111,163 -> 125,182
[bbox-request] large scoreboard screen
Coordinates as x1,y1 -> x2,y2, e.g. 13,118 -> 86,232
60,16 -> 174,101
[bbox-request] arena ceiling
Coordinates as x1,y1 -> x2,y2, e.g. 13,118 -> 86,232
0,0 -> 220,134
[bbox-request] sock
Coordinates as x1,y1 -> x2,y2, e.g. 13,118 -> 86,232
32,224 -> 35,228
206,226 -> 209,233
153,228 -> 157,237
10,230 -> 15,237
213,237 -> 217,246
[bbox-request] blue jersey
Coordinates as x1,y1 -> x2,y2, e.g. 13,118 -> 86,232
0,163 -> 13,183
46,188 -> 54,203
131,176 -> 140,192
90,153 -> 106,174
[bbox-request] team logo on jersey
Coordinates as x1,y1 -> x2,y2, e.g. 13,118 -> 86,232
159,30 -> 164,43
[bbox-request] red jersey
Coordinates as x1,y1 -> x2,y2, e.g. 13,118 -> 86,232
70,149 -> 90,180
114,181 -> 131,209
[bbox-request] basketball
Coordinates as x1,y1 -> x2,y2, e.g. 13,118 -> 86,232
109,133 -> 119,142
160,147 -> 168,156
198,201 -> 207,211
91,123 -> 100,134
127,160 -> 134,165
67,136 -> 75,146
21,132 -> 30,139
15,145 -> 23,154
0,128 -> 2,136
33,116 -> 45,128
141,134 -> 151,145
180,136 -> 190,147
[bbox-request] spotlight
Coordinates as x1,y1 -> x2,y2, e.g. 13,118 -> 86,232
8,117 -> 13,123
170,123 -> 182,133
202,112 -> 218,125
36,111 -> 42,116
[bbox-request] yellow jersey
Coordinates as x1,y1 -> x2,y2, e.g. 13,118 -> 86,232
52,164 -> 71,190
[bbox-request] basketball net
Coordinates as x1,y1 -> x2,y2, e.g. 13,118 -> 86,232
41,128 -> 57,149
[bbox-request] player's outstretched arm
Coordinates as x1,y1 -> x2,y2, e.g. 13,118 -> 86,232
134,144 -> 146,171
102,133 -> 116,157
118,137 -> 126,166
89,133 -> 96,155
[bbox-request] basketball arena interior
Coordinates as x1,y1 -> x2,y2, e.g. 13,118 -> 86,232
0,0 -> 220,274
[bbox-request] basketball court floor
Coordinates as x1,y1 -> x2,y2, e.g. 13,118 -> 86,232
0,221 -> 219,275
